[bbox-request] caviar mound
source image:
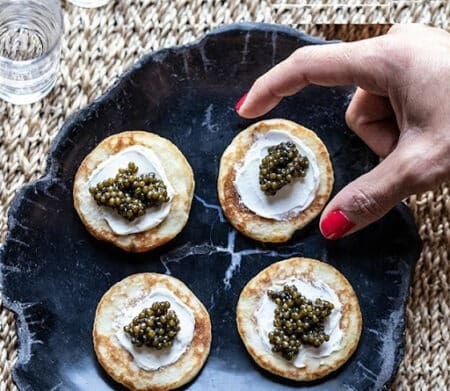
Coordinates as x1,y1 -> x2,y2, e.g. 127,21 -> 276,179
124,302 -> 180,349
93,273 -> 211,391
218,119 -> 333,243
259,142 -> 309,196
89,162 -> 169,221
73,131 -> 195,252
268,285 -> 333,360
90,162 -> 170,221
236,257 -> 362,381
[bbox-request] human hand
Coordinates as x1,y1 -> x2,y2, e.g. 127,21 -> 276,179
235,24 -> 450,239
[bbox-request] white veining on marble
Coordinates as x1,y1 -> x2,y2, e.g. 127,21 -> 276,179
52,178 -> 70,194
160,242 -> 214,275
8,237 -> 31,249
49,382 -> 63,391
220,234 -> 305,289
373,259 -> 410,389
159,196 -> 304,287
241,31 -> 250,64
208,293 -> 216,312
367,327 -> 381,337
199,44 -> 211,73
357,361 -> 378,383
0,300 -> 43,367
202,104 -> 219,133
0,264 -> 21,275
182,51 -> 190,77
38,185 -> 60,202
0,253 -> 35,276
24,196 -> 48,212
8,216 -> 32,232
218,231 -> 239,288
271,31 -> 277,65
194,194 -> 225,222
152,50 -> 169,63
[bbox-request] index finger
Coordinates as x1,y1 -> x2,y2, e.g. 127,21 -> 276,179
237,38 -> 391,118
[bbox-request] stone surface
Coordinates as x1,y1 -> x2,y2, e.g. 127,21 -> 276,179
0,24 -> 420,390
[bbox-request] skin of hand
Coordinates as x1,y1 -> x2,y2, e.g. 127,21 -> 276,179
235,24 -> 450,239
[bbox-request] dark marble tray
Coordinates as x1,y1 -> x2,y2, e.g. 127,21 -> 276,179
0,23 -> 421,390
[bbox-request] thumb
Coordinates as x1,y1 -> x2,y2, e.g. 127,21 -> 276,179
319,152 -> 410,239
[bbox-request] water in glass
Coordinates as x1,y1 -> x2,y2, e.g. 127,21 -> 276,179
0,0 -> 63,104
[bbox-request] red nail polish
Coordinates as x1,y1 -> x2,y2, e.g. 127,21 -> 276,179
320,210 -> 355,240
235,93 -> 248,112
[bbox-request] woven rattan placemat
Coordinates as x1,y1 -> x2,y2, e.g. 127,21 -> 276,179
0,1 -> 448,390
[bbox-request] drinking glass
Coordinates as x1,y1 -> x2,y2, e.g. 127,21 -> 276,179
0,0 -> 63,104
67,0 -> 110,8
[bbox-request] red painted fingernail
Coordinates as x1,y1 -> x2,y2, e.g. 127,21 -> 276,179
235,93 -> 248,112
320,210 -> 355,240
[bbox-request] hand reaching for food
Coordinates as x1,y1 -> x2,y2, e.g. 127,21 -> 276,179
236,24 -> 450,239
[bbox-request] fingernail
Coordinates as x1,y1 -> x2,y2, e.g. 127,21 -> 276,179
320,210 -> 355,240
235,93 -> 248,112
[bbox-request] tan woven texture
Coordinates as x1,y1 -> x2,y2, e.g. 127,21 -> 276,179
0,1 -> 449,390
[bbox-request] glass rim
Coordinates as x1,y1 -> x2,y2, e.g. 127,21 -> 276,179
0,0 -> 64,66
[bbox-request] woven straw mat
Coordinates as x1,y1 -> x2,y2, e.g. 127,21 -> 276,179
0,1 -> 448,390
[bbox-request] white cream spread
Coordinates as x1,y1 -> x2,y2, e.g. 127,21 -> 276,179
234,130 -> 320,220
255,277 -> 343,368
89,145 -> 174,235
115,287 -> 195,371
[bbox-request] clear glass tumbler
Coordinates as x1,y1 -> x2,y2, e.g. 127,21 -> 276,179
0,0 -> 63,104
67,0 -> 110,8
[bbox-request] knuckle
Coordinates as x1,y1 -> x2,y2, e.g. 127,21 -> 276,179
253,76 -> 277,98
252,76 -> 265,92
396,153 -> 420,189
291,45 -> 321,68
397,139 -> 449,192
291,47 -> 305,62
258,77 -> 280,99
396,139 -> 431,187
388,23 -> 413,35
345,102 -> 359,131
349,187 -> 386,219
344,90 -> 371,133
388,24 -> 402,34
388,23 -> 424,35
293,45 -> 316,60
383,39 -> 416,76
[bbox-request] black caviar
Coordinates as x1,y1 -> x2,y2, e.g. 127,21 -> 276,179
123,301 -> 180,349
267,285 -> 334,360
89,162 -> 169,221
259,142 -> 309,196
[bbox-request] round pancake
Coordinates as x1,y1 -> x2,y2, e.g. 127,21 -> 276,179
236,257 -> 362,381
217,119 -> 333,243
73,131 -> 194,252
93,273 -> 211,391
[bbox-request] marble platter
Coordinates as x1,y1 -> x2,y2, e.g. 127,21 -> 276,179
0,24 -> 421,390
